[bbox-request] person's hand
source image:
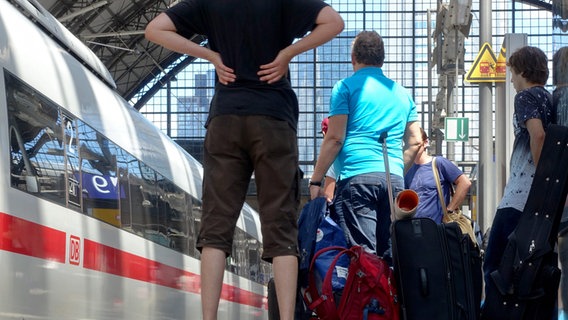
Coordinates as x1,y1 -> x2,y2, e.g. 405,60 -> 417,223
309,185 -> 322,200
258,50 -> 292,84
209,52 -> 236,85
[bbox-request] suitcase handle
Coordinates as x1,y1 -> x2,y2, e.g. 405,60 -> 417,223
379,132 -> 396,221
419,268 -> 429,296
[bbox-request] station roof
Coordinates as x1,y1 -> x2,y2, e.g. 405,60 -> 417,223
35,0 -> 203,109
35,0 -> 554,110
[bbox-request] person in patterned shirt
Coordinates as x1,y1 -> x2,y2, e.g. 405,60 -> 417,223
482,46 -> 555,300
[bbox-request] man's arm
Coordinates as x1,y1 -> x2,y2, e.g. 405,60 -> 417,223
258,6 -> 344,83
145,13 -> 236,85
310,115 -> 346,200
323,176 -> 336,203
403,121 -> 422,174
447,174 -> 472,212
526,118 -> 546,167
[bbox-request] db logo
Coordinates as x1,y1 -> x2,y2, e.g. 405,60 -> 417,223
69,235 -> 81,265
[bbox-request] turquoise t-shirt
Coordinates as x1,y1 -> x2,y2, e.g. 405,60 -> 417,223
329,67 -> 418,179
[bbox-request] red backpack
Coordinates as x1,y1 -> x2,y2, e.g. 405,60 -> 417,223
304,245 -> 400,320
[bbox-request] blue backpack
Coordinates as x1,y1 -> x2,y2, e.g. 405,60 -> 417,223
297,197 -> 348,289
298,197 -> 327,286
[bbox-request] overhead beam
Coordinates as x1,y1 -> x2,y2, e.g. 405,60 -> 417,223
58,0 -> 109,22
516,0 -> 553,11
81,30 -> 145,39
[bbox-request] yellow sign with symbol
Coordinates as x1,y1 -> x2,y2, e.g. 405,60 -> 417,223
465,43 -> 506,83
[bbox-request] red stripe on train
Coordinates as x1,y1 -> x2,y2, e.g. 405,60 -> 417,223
0,212 -> 265,308
83,238 -> 200,292
83,239 -> 265,308
0,212 -> 66,262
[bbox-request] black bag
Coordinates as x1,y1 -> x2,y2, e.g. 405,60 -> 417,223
481,125 -> 568,320
392,217 -> 482,320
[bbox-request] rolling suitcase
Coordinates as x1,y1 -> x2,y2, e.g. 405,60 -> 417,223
382,133 -> 482,320
391,218 -> 482,320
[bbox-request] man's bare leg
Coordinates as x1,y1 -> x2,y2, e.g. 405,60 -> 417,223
272,255 -> 298,320
200,247 -> 226,320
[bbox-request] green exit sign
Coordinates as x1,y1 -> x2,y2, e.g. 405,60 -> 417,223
445,117 -> 469,141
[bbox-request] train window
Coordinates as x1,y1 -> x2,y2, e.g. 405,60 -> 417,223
125,160 -> 156,238
76,119 -> 121,226
118,152 -> 143,234
247,238 -> 261,283
260,259 -> 272,285
149,172 -> 173,249
113,148 -> 134,229
191,197 -> 202,259
233,227 -> 247,278
63,115 -> 81,208
226,227 -> 270,284
159,179 -> 193,254
7,72 -> 68,207
241,208 -> 259,239
118,165 -> 132,229
4,72 -> 267,271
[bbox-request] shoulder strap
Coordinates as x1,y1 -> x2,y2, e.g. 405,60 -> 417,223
304,246 -> 350,311
432,157 -> 448,217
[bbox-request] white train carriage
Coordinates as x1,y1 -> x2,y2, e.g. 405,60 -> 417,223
0,0 -> 270,319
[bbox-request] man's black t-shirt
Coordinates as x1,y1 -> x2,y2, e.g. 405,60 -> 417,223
165,0 -> 329,131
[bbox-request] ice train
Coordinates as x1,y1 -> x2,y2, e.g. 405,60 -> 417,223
0,0 -> 270,318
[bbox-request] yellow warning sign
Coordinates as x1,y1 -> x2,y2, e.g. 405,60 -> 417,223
495,47 -> 507,81
465,43 -> 506,83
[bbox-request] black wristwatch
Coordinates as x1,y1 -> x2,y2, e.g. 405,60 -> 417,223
309,180 -> 322,187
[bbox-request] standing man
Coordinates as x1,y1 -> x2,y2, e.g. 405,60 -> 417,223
405,127 -> 472,223
145,2 -> 344,320
482,46 -> 555,300
309,31 -> 422,260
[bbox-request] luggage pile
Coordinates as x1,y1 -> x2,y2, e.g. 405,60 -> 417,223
268,126 -> 568,320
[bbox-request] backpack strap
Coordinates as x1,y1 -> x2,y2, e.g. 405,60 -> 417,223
304,246 -> 354,313
320,248 -> 357,299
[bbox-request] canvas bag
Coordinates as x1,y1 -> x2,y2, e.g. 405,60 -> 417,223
432,157 -> 477,246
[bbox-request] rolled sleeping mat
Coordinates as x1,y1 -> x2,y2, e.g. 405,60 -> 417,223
395,189 -> 419,220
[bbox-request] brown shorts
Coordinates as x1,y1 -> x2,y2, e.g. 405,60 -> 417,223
196,115 -> 300,262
